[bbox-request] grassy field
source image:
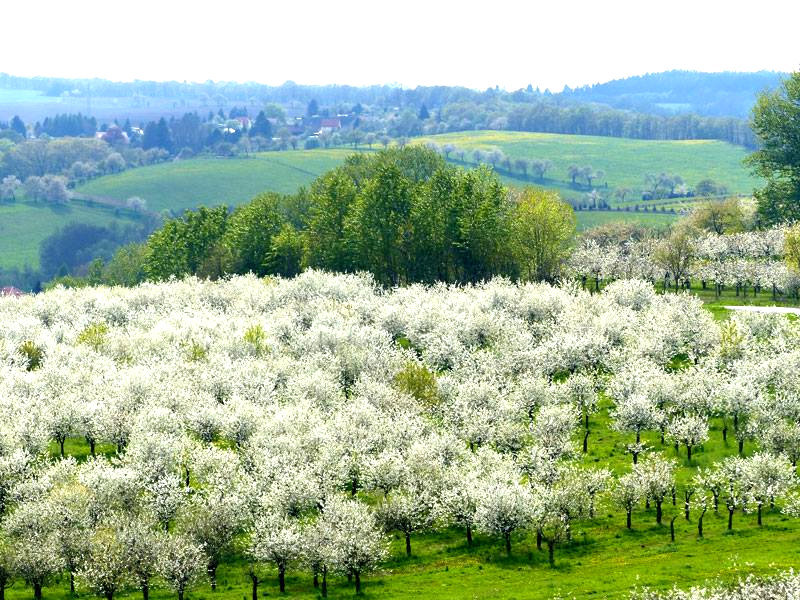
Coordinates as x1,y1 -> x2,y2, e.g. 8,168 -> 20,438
419,131 -> 759,206
0,198 -> 141,269
12,393 -> 799,600
573,209 -> 677,230
76,149 -> 364,214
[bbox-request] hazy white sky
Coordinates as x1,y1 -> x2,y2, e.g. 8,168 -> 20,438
3,0 -> 798,91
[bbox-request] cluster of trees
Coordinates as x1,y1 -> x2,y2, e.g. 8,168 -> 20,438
1,273 -> 800,600
87,147 -> 575,288
563,70 -> 784,119
36,113 -> 98,138
503,102 -> 756,147
0,136 -> 170,198
747,70 -> 800,225
567,215 -> 800,298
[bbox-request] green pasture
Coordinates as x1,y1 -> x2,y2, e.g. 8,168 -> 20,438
0,199 -> 140,269
76,149 -> 367,214
419,131 -> 759,205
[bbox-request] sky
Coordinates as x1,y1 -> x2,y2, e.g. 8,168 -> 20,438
2,0 -> 798,91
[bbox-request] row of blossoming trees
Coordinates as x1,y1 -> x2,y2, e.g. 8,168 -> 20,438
568,225 -> 800,298
2,273 -> 800,598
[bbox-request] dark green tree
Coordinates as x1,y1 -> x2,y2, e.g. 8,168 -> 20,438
10,115 -> 26,138
250,111 -> 273,138
747,71 -> 800,224
346,159 -> 414,285
222,193 -> 284,276
143,206 -> 229,280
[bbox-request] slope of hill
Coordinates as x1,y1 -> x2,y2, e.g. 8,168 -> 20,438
420,131 -> 758,201
77,149 -> 362,214
0,198 -> 141,269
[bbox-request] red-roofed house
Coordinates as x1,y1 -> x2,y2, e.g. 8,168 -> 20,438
0,286 -> 24,297
319,118 -> 342,133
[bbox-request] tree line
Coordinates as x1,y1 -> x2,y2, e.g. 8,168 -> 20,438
80,147 -> 575,289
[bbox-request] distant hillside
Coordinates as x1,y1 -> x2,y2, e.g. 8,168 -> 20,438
560,70 -> 786,118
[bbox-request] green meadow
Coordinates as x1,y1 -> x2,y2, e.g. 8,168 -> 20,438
419,131 -> 759,204
0,199 -> 140,269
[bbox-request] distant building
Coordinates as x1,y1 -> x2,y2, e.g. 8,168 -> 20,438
319,118 -> 342,133
0,286 -> 24,297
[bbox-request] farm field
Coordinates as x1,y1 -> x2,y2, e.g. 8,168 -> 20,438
76,149 -> 366,213
0,199 -> 141,269
419,131 -> 759,205
573,209 -> 677,230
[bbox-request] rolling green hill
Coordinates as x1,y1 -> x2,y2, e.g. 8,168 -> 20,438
419,131 -> 759,204
76,149 -> 363,214
0,199 -> 140,269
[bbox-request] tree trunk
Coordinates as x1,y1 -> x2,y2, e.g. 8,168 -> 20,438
279,568 -> 285,593
656,500 -> 663,524
728,508 -> 734,530
70,571 -> 75,595
250,573 -> 258,600
185,467 -> 190,488
313,573 -> 318,588
177,590 -> 184,600
722,425 -> 727,442
351,479 -> 358,496
536,529 -> 542,550
90,439 -> 96,456
626,509 -> 632,529
60,439 -> 65,457
687,445 -> 692,462
504,532 -> 511,555
547,540 -> 555,566
670,516 -> 677,542
585,412 -> 590,430
583,430 -> 589,453
321,567 -> 327,598
105,592 -> 113,600
209,564 -> 217,590
354,570 -> 361,595
34,584 -> 42,600
698,509 -> 706,538
758,503 -> 762,526
738,439 -> 744,455
405,532 -> 411,556
466,524 -> 472,546
142,579 -> 149,600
